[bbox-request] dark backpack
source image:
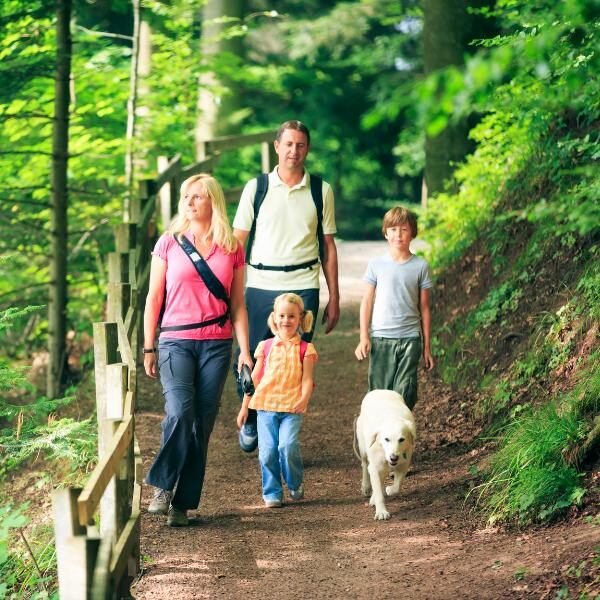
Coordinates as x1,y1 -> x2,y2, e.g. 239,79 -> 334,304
245,173 -> 325,271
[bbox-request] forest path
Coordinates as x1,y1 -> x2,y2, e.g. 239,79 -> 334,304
131,241 -> 596,599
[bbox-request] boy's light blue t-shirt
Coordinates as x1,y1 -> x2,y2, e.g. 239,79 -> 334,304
363,253 -> 433,338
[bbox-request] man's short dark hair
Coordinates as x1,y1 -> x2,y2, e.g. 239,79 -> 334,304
276,120 -> 311,145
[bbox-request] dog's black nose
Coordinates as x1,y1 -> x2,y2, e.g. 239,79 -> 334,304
389,454 -> 398,463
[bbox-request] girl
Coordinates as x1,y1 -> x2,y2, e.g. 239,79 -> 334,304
144,173 -> 252,527
237,293 -> 317,507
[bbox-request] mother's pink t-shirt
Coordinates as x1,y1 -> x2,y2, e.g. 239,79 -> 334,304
153,232 -> 245,340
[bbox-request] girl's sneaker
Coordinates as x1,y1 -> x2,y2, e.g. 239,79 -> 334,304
264,499 -> 282,508
289,485 -> 304,501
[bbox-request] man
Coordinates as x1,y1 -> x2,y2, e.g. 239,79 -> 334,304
233,120 -> 340,451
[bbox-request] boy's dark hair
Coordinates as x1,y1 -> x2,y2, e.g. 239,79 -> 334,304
382,206 -> 418,238
276,120 -> 311,145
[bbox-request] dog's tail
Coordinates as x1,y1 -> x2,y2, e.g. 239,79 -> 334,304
352,415 -> 361,461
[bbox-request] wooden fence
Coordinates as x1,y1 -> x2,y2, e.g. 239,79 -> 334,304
51,130 -> 276,599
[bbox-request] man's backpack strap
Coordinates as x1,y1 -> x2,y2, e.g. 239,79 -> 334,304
245,172 -> 325,266
245,173 -> 269,263
309,174 -> 325,263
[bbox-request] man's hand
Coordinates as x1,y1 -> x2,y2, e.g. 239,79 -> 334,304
321,299 -> 340,334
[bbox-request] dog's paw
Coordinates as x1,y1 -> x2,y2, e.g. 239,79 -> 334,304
374,507 -> 391,520
385,484 -> 400,497
361,483 -> 371,496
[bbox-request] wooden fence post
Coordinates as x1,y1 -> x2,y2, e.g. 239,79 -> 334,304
103,363 -> 131,540
261,140 -> 276,173
53,488 -> 100,599
107,252 -> 129,285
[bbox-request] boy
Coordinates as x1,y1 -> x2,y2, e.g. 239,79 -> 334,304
354,206 -> 434,409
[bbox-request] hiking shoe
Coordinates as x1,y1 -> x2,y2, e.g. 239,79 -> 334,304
167,505 -> 189,527
264,499 -> 283,508
289,485 -> 304,501
239,422 -> 258,453
148,488 -> 172,515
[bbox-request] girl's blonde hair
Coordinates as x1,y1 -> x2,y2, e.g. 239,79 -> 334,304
169,174 -> 238,253
268,293 -> 314,336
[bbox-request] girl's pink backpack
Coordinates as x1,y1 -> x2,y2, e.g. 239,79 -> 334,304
258,338 -> 309,381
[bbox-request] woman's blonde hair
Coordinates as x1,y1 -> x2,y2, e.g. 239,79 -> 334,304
169,174 -> 238,253
268,293 -> 314,335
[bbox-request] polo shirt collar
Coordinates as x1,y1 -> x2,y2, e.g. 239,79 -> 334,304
271,167 -> 309,190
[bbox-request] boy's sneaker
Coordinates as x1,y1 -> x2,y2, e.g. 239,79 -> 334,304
239,422 -> 258,452
148,488 -> 172,515
167,505 -> 189,527
289,485 -> 304,501
264,499 -> 282,508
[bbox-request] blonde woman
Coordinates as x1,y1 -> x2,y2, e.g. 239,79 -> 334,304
143,174 -> 252,527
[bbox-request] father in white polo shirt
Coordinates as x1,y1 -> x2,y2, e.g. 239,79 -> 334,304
232,120 -> 340,452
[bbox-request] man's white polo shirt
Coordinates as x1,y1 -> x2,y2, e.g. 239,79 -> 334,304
233,168 -> 336,291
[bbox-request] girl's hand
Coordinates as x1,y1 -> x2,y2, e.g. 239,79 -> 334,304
237,405 -> 249,429
354,339 -> 370,361
291,399 -> 309,414
144,353 -> 157,378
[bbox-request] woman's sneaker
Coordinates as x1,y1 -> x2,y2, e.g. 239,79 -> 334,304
239,422 -> 258,452
289,485 -> 304,501
264,499 -> 282,508
167,506 -> 189,527
148,488 -> 172,515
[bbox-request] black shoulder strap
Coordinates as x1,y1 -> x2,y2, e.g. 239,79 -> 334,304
309,174 -> 325,263
246,172 -> 324,264
245,174 -> 269,263
176,236 -> 230,307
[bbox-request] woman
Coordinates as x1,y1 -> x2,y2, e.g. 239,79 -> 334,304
143,173 -> 251,527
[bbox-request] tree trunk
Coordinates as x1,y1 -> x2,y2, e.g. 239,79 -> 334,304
124,0 -> 141,221
47,0 -> 72,398
423,0 -> 470,197
195,0 -> 245,159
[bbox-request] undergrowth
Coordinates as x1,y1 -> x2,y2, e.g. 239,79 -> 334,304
423,0 -> 599,525
0,307 -> 96,598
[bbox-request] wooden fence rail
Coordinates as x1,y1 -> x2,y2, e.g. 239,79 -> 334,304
51,129 -> 276,598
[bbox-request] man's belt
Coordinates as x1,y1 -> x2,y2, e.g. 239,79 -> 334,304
248,258 -> 319,272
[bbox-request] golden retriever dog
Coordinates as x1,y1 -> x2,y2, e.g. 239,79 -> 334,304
354,390 -> 416,520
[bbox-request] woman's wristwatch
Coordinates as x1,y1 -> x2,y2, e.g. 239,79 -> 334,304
143,348 -> 157,354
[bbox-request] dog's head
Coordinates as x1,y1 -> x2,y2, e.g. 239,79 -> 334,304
370,422 -> 414,467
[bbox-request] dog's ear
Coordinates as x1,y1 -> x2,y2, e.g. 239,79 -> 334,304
368,432 -> 378,448
406,430 -> 415,448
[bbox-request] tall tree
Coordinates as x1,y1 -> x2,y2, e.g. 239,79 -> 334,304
195,0 -> 245,158
47,0 -> 72,398
124,0 -> 141,220
423,0 -> 471,197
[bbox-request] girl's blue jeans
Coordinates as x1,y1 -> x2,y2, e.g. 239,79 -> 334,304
145,338 -> 232,510
256,410 -> 304,503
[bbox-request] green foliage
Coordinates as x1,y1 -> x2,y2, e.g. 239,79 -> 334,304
421,0 -> 599,526
0,308 -> 97,480
473,400 -> 585,525
0,504 -> 58,599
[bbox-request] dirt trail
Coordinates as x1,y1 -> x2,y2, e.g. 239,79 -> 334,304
131,242 -> 598,600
